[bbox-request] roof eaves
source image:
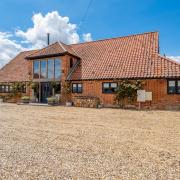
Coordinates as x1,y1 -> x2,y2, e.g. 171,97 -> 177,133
158,55 -> 180,65
67,60 -> 81,80
58,41 -> 67,52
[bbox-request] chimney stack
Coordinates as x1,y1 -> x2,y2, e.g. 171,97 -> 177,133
47,33 -> 50,45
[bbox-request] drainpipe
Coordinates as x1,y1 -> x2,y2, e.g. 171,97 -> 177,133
47,33 -> 50,46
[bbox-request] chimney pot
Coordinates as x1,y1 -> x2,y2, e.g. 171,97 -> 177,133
47,33 -> 50,45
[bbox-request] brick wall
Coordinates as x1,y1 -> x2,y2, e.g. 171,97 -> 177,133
71,79 -> 180,109
144,79 -> 180,109
22,54 -> 180,109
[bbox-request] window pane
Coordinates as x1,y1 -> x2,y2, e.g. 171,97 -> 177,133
5,86 -> 9,92
178,80 -> 180,93
33,61 -> 40,79
168,80 -> 176,93
40,60 -> 47,79
73,84 -> 77,88
2,85 -> 5,92
48,60 -> 54,79
55,59 -> 61,79
72,84 -> 77,93
9,86 -> 12,92
103,83 -> 110,88
78,84 -> 82,88
169,81 -> 175,87
78,84 -> 82,93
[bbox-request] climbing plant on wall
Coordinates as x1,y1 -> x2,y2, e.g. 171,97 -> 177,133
114,80 -> 144,107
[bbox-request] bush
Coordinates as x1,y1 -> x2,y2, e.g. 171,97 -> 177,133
47,96 -> 58,105
21,96 -> 30,101
114,80 -> 144,107
21,96 -> 30,103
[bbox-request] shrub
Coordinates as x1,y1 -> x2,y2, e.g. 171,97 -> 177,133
21,96 -> 30,101
47,96 -> 58,105
114,80 -> 144,107
21,96 -> 30,103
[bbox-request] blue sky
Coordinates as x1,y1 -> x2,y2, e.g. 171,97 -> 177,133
0,0 -> 180,67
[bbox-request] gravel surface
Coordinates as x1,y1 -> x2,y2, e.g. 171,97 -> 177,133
0,103 -> 180,179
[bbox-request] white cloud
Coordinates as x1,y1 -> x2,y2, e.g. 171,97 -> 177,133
0,11 -> 92,69
168,56 -> 180,63
0,32 -> 24,68
83,33 -> 93,42
16,11 -> 80,48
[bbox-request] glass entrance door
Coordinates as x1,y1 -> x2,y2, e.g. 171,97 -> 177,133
41,82 -> 52,103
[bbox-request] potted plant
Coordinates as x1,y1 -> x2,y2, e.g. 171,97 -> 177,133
21,96 -> 30,104
47,96 -> 58,106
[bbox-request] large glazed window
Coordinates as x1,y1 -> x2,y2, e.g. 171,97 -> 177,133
55,59 -> 61,79
33,60 -> 40,79
47,60 -> 54,79
33,59 -> 61,79
40,60 -> 47,79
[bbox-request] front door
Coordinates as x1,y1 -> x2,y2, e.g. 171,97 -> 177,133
41,82 -> 52,103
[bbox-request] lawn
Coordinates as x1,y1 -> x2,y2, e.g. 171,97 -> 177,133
0,103 -> 179,179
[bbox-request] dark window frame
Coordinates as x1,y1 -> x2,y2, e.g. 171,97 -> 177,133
70,58 -> 73,68
167,79 -> 180,94
102,82 -> 118,94
0,85 -> 12,93
33,58 -> 62,80
72,83 -> 83,93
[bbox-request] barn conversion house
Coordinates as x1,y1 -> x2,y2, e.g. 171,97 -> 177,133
0,32 -> 180,109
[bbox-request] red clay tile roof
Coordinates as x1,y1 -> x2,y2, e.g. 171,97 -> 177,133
0,50 -> 36,83
68,32 -> 180,80
27,42 -> 79,59
1,32 -> 179,83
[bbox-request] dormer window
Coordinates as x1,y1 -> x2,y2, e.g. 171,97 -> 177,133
70,58 -> 73,68
33,58 -> 61,80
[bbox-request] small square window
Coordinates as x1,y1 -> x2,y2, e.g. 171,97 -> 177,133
168,80 -> 176,94
103,82 -> 117,94
167,80 -> 180,94
72,83 -> 83,93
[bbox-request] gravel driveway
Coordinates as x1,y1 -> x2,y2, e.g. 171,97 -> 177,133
0,103 -> 180,179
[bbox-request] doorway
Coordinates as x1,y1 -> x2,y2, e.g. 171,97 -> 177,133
41,82 -> 52,103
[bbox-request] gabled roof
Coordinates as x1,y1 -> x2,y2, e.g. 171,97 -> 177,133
1,32 -> 179,83
26,42 -> 80,60
68,31 -> 179,80
0,50 -> 36,83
